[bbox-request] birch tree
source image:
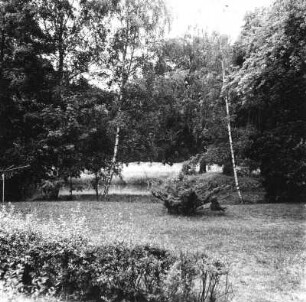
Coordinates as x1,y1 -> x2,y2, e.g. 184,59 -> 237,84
93,0 -> 169,197
219,38 -> 243,203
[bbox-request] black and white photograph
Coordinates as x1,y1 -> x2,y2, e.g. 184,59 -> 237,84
0,0 -> 305,301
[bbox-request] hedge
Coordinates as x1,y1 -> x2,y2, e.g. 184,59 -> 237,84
0,205 -> 231,302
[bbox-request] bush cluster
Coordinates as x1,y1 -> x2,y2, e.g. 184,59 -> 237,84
0,205 -> 231,302
152,174 -> 229,215
152,173 -> 264,214
152,187 -> 202,215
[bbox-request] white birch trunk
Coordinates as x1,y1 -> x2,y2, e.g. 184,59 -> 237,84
101,16 -> 137,199
103,125 -> 120,197
221,60 -> 244,203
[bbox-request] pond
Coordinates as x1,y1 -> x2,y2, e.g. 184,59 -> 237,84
59,184 -> 151,196
59,162 -> 223,197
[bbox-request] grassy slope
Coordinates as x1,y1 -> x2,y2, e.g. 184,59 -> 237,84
11,200 -> 306,302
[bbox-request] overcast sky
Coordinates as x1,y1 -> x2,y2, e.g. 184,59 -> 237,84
166,0 -> 274,41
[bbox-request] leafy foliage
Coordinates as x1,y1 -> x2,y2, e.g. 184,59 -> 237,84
117,33 -> 234,165
1,0 -> 304,204
0,0 -> 58,200
231,0 -> 306,202
0,205 -> 231,302
0,0 -> 118,200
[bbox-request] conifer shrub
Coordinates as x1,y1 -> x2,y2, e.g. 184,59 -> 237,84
152,174 -> 230,215
152,173 -> 264,213
0,205 -> 231,302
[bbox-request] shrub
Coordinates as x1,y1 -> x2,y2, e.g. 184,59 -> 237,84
39,179 -> 63,200
164,253 -> 231,302
152,186 -> 202,215
0,205 -> 231,302
152,175 -> 232,215
152,173 -> 264,212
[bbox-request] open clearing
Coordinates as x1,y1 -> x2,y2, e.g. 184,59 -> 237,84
11,200 -> 306,302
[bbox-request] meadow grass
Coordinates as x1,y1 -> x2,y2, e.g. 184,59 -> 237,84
9,200 -> 306,302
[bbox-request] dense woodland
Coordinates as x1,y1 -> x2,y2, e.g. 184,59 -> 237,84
0,0 -> 305,202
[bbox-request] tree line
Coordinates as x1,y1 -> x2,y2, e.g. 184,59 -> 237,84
0,0 -> 305,202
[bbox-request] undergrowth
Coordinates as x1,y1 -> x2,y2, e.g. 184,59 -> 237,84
0,204 -> 231,302
152,173 -> 264,206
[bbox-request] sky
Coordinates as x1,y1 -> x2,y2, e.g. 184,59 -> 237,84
166,0 -> 274,42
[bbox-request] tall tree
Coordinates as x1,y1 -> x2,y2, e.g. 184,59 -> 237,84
231,0 -> 306,202
150,32 -> 246,178
219,37 -> 244,203
34,0 -> 114,196
93,0 -> 169,197
0,0 -> 57,199
36,0 -> 97,86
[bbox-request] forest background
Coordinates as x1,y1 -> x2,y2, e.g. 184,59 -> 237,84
0,0 -> 305,203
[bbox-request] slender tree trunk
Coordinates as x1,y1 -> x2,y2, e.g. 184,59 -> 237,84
221,59 -> 244,203
103,123 -> 120,198
224,93 -> 244,203
102,82 -> 125,198
58,49 -> 64,85
199,157 -> 207,173
94,172 -> 99,201
69,174 -> 73,199
101,21 -> 134,199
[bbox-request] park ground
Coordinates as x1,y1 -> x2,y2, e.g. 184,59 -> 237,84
8,199 -> 306,302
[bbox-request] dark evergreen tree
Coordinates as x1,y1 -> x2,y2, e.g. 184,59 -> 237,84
0,0 -> 57,200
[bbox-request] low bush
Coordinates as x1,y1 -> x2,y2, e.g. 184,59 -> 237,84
152,173 -> 264,213
0,205 -> 231,302
152,186 -> 203,215
152,174 -> 231,215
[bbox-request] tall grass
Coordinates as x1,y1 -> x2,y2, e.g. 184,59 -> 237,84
0,203 -> 90,242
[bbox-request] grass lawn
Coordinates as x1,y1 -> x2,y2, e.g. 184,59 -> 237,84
10,200 -> 306,302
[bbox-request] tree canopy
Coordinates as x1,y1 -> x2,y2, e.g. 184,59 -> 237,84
0,0 -> 305,202
230,0 -> 306,202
